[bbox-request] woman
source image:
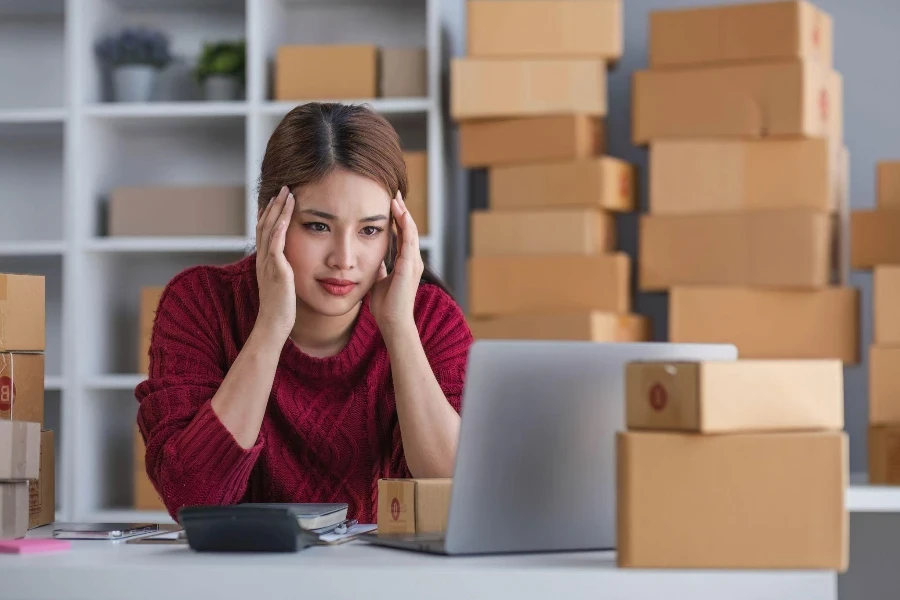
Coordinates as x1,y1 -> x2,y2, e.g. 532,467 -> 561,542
135,103 -> 473,523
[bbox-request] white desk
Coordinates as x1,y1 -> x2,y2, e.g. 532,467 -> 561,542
0,527 -> 836,600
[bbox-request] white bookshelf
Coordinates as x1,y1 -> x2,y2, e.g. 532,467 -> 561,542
0,0 -> 446,523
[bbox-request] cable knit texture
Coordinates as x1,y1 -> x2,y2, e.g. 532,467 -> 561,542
134,254 -> 473,524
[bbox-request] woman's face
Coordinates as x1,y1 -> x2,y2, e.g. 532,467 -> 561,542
283,168 -> 392,317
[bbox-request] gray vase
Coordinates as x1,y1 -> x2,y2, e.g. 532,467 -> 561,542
203,75 -> 241,101
112,65 -> 157,102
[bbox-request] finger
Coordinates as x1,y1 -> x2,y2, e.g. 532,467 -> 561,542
260,186 -> 290,259
376,261 -> 388,282
256,197 -> 276,258
269,192 -> 294,257
391,197 -> 406,258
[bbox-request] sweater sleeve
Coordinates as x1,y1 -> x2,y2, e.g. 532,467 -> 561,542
134,267 -> 264,519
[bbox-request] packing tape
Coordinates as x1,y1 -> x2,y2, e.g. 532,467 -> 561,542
12,422 -> 25,478
1,485 -> 13,533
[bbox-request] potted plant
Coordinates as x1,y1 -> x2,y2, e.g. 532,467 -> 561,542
94,27 -> 172,103
195,40 -> 246,101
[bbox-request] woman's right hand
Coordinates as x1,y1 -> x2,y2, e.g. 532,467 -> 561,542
255,185 -> 296,342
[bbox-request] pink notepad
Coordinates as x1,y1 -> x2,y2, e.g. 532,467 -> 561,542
0,539 -> 71,554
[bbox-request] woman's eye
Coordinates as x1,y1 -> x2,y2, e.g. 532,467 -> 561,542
361,226 -> 383,237
304,222 -> 328,233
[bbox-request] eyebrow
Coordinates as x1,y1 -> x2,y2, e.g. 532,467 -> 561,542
299,208 -> 388,223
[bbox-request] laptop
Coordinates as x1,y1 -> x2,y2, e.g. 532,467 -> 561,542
364,340 -> 737,555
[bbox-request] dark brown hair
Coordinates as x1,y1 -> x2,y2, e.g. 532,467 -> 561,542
258,102 -> 450,295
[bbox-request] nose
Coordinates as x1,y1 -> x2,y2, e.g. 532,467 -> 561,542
326,231 -> 355,271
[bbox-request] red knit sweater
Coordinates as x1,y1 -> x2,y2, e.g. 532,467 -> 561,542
135,254 -> 473,524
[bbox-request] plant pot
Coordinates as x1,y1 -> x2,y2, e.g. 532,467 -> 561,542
112,65 -> 158,102
203,75 -> 241,101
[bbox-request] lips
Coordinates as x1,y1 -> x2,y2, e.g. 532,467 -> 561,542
317,278 -> 357,297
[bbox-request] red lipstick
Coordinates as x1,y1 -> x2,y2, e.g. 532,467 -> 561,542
318,278 -> 356,297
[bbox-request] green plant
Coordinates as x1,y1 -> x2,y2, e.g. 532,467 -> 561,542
195,40 -> 246,84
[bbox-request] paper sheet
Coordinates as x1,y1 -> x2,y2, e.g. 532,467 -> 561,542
317,524 -> 377,544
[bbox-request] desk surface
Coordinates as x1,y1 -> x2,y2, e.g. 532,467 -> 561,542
0,527 -> 837,600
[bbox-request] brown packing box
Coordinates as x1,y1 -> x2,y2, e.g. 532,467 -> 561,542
404,151 -> 428,236
0,420 -> 40,480
275,44 -> 378,100
467,0 -> 622,61
669,286 -> 859,363
626,360 -> 843,433
617,431 -> 848,570
109,186 -> 246,237
649,139 -> 840,214
380,48 -> 426,98
0,352 -> 44,426
639,210 -> 833,291
868,346 -> 900,425
139,287 -> 165,375
469,253 -> 630,317
874,266 -> 900,344
377,478 -> 452,535
490,157 -> 634,212
877,161 -> 900,208
632,61 -> 842,144
869,425 -> 900,484
0,482 -> 28,539
134,425 -> 166,511
469,312 -> 649,342
451,58 -> 607,120
0,273 -> 45,352
650,1 -> 832,69
471,209 -> 615,257
28,430 -> 54,529
851,210 -> 900,268
460,116 -> 604,168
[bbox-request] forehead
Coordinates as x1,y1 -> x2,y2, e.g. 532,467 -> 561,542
294,168 -> 390,216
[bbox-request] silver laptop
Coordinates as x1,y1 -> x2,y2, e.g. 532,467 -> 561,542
364,340 -> 737,555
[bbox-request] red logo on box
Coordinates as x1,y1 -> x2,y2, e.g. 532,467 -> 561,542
391,498 -> 400,521
0,376 -> 14,413
649,383 -> 667,412
819,89 -> 829,121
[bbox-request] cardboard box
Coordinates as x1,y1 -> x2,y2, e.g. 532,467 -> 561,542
490,157 -> 634,212
134,425 -> 166,511
877,161 -> 900,208
404,151 -> 428,235
851,210 -> 900,268
632,61 -> 842,144
28,430 -> 54,529
380,48 -> 426,97
0,420 -> 39,480
469,312 -> 649,342
0,482 -> 28,539
626,360 -> 843,433
869,425 -> 900,485
469,253 -> 630,317
0,352 -> 44,426
467,0 -> 622,61
139,287 -> 165,375
275,44 -> 378,100
109,186 -> 245,237
649,138 -> 840,214
874,266 -> 900,344
669,286 -> 859,363
649,1 -> 832,69
377,478 -> 452,535
471,209 -> 615,257
451,58 -> 607,120
869,346 -> 900,426
617,431 -> 848,569
0,274 -> 45,352
460,116 -> 604,167
639,210 -> 833,291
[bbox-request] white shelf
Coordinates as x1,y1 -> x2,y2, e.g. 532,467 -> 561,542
45,375 -> 65,391
0,108 -> 66,123
84,102 -> 248,120
0,241 -> 66,256
84,375 -> 146,390
84,237 -> 251,253
848,473 -> 900,512
261,98 -> 432,118
86,509 -> 174,524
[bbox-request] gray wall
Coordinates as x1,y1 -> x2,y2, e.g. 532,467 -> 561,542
442,0 -> 900,473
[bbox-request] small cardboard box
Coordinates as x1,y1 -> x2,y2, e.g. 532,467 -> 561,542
0,482 -> 28,539
471,209 -> 615,257
617,430 -> 848,569
649,1 -> 832,69
377,478 -> 452,535
469,312 -> 649,342
451,58 -> 607,120
138,287 -> 165,375
469,253 -> 630,317
404,151 -> 428,235
467,0 -> 622,61
275,44 -> 378,100
874,266 -> 900,344
0,274 -> 45,352
669,286 -> 859,363
28,430 -> 54,529
380,48 -> 426,97
632,61 -> 842,144
134,425 -> 166,511
876,161 -> 900,208
460,116 -> 604,167
626,360 -> 843,433
0,420 -> 40,480
0,352 -> 44,426
869,425 -> 900,485
490,157 -> 634,212
649,138 -> 840,214
109,186 -> 246,237
639,210 -> 833,291
868,346 -> 900,425
851,210 -> 900,269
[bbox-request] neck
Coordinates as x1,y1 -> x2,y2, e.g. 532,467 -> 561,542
289,299 -> 362,358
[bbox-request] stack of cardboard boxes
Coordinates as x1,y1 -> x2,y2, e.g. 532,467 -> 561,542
635,0 -> 858,362
134,286 -> 166,512
453,0 -> 649,342
0,273 -> 54,537
618,359 -> 848,569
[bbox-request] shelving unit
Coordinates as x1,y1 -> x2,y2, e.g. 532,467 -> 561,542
0,0 -> 446,523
